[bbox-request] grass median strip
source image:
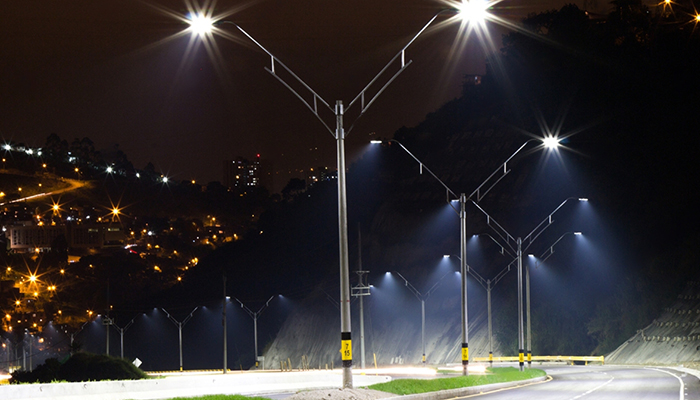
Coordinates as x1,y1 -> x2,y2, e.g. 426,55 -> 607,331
366,367 -> 546,395
158,367 -> 544,400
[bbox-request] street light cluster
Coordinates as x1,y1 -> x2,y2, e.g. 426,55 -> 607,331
182,0 -> 586,387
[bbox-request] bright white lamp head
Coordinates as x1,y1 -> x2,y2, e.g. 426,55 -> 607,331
459,0 -> 491,24
188,13 -> 214,37
543,136 -> 560,150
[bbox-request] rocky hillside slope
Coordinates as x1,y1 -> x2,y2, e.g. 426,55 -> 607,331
607,279 -> 700,365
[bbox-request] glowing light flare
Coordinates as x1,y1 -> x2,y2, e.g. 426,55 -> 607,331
458,0 -> 491,24
543,136 -> 560,150
188,13 -> 215,38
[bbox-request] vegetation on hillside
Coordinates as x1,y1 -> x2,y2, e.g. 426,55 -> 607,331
9,352 -> 148,383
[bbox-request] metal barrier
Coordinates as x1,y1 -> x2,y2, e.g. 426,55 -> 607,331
473,355 -> 605,365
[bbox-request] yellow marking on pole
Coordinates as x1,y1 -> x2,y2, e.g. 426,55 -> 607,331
341,340 -> 352,361
462,347 -> 469,361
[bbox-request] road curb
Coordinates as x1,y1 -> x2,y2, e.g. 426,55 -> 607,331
382,376 -> 548,400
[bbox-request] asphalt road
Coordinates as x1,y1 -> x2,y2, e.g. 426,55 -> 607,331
456,365 -> 700,400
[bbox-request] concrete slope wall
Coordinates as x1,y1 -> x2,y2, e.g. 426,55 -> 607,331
263,287 -> 502,369
607,280 -> 700,364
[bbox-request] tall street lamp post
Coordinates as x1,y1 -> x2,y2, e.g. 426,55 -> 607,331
235,296 -> 276,370
470,197 -> 586,370
351,228 -> 371,370
374,137 -> 556,374
393,271 -> 451,365
446,251 -> 513,367
162,307 -> 199,372
223,275 -> 229,374
525,231 -> 582,366
190,4 -> 487,387
112,317 -> 135,359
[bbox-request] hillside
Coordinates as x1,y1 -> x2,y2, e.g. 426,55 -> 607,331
607,275 -> 700,367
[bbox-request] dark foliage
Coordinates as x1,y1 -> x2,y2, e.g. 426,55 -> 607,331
9,352 -> 148,383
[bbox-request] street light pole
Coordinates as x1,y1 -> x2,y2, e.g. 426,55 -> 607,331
334,99 -> 353,385
487,279 -> 492,365
236,296 -> 276,369
162,307 -> 198,372
470,198 -> 585,370
378,137 -> 552,374
460,193 -> 469,374
351,226 -> 371,369
516,237 -> 524,370
448,253 -> 513,368
223,274 -> 227,374
525,251 -> 532,366
394,271 -> 450,365
526,231 -> 581,366
112,318 -> 135,359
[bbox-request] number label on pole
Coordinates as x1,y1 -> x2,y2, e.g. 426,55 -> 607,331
461,347 -> 469,361
341,340 -> 352,361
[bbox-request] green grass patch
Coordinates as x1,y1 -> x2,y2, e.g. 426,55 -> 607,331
367,367 -> 545,395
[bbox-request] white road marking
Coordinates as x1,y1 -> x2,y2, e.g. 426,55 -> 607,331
569,372 -> 614,400
648,367 -> 684,400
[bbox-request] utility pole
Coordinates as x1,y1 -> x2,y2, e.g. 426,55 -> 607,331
223,274 -> 227,374
351,224 -> 370,369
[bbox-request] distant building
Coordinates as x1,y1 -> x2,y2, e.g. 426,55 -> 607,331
7,224 -> 65,252
223,155 -> 273,192
6,223 -> 125,253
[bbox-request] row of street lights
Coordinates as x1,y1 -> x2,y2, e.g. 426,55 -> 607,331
184,0 -> 588,386
370,136 -> 561,374
470,197 -> 587,369
187,2 -> 496,387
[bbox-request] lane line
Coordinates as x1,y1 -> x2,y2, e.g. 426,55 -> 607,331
568,372 -> 614,400
647,367 -> 684,400
445,375 -> 553,399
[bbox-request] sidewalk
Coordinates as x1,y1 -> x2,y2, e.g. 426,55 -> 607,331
0,370 -> 391,400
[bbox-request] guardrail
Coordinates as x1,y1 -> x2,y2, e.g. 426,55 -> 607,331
473,355 -> 604,365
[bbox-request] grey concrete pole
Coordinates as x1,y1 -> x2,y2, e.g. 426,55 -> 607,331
460,193 -> 469,375
178,324 -> 183,371
517,238 -> 524,371
223,276 -> 227,374
487,280 -> 493,367
360,295 -> 366,369
526,261 -> 532,367
336,100 -> 353,388
254,316 -> 259,368
421,299 -> 426,364
358,227 -> 366,370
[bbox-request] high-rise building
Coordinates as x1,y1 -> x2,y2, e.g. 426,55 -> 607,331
223,155 -> 273,192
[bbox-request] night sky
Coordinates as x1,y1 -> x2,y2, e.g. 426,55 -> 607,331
0,0 -> 648,191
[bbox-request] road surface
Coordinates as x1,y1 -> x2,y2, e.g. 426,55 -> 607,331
453,365 -> 699,400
